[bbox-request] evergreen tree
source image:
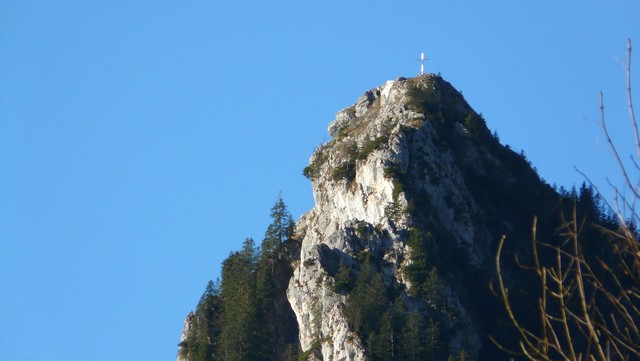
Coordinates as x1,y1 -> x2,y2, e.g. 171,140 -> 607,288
252,196 -> 298,360
184,280 -> 222,361
282,344 -> 299,361
346,257 -> 387,337
424,317 -> 441,360
456,349 -> 468,361
333,262 -> 354,293
424,267 -> 445,310
215,199 -> 300,361
399,311 -> 423,361
197,280 -> 219,307
370,311 -> 394,361
404,228 -> 431,297
241,237 -> 259,269
217,239 -> 259,361
253,257 -> 276,361
195,200 -> 301,361
262,194 -> 295,258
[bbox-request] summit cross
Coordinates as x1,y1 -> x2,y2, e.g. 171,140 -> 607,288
418,52 -> 428,75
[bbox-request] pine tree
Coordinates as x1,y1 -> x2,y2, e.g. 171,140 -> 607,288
197,198 -> 302,361
371,311 -> 394,361
253,257 -> 276,361
184,280 -> 222,361
251,196 -> 297,360
217,239 -> 259,361
424,267 -> 445,310
333,263 -> 354,293
399,311 -> 423,361
241,237 -> 259,269
262,194 -> 295,258
346,258 -> 387,336
404,228 -> 431,297
282,344 -> 299,361
424,317 -> 441,361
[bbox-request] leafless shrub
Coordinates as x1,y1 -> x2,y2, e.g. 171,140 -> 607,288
492,40 -> 640,361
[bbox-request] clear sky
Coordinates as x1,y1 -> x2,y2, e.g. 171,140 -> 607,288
1,1 -> 638,360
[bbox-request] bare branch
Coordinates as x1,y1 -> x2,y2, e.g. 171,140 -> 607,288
495,40 -> 640,361
626,39 -> 639,159
600,92 -> 640,201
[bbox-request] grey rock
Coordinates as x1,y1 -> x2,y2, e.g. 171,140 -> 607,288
289,75 -> 486,360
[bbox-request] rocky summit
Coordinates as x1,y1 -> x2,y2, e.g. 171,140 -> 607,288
178,74 -> 567,361
290,75 -> 488,360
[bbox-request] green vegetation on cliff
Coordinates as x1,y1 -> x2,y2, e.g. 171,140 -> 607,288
179,197 -> 300,361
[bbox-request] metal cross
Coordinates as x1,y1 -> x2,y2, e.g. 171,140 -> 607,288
418,52 -> 428,75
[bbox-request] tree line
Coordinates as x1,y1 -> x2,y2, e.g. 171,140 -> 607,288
179,196 -> 299,361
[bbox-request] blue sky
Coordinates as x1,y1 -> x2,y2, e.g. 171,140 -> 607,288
1,1 -> 639,360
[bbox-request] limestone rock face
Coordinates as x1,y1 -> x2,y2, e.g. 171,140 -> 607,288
287,75 -> 489,360
177,74 -> 544,360
177,312 -> 195,361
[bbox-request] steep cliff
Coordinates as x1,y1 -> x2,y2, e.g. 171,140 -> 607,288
287,74 -> 559,360
177,313 -> 195,361
178,74 -> 562,361
291,75 -> 473,359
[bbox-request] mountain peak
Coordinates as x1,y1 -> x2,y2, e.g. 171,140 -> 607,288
180,74 -> 562,361
290,75 -> 507,360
